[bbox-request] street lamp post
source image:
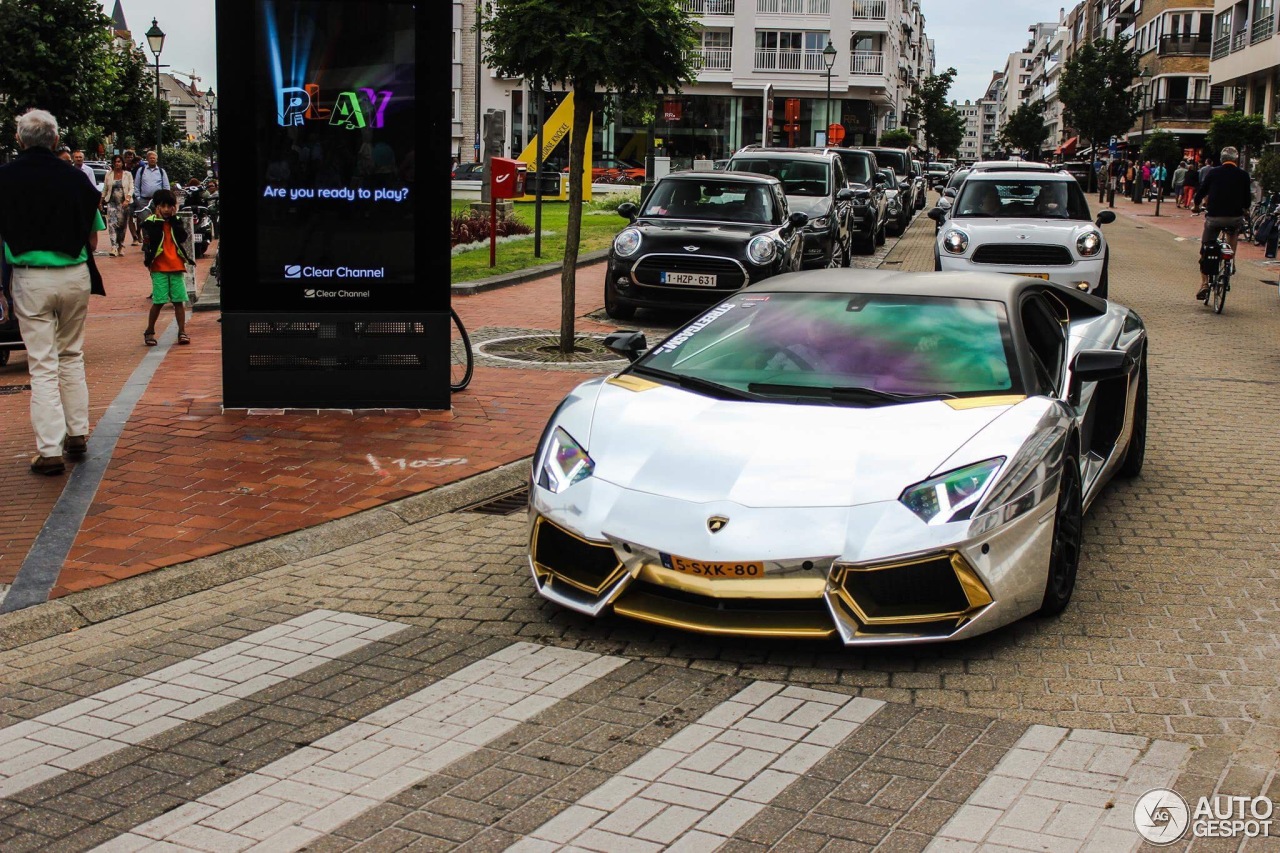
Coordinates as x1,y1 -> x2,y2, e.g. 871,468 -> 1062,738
822,40 -> 837,144
1134,67 -> 1150,204
205,87 -> 217,177
145,18 -> 166,164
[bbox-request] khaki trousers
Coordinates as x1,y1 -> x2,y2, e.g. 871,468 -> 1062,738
10,264 -> 91,458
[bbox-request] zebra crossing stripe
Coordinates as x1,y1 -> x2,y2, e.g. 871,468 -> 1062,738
94,642 -> 628,853
507,682 -> 885,852
0,610 -> 406,800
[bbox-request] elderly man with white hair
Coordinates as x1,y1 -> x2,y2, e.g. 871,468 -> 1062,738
0,109 -> 106,475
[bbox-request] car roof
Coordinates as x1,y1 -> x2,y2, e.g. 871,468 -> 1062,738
664,170 -> 782,186
971,160 -> 1056,171
792,147 -> 873,157
964,170 -> 1076,182
728,150 -> 836,164
741,269 -> 1108,315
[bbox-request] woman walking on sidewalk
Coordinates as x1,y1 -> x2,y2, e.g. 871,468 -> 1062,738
100,155 -> 132,256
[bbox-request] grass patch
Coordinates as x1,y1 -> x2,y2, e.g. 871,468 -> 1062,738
450,199 -> 624,282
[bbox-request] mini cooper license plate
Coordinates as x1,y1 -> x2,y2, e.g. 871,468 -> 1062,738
660,553 -> 763,578
661,272 -> 717,287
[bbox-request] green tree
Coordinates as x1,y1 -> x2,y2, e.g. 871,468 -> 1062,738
1141,130 -> 1181,169
878,127 -> 915,148
998,100 -> 1049,160
904,68 -> 958,162
1254,150 -> 1280,193
1059,36 -> 1141,191
105,44 -> 183,155
1205,112 -> 1271,164
483,0 -> 699,352
932,107 -> 965,159
0,0 -> 117,151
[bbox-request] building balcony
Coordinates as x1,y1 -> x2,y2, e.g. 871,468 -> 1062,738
686,47 -> 733,72
1150,98 -> 1213,121
756,0 -> 831,14
850,50 -> 885,76
852,0 -> 887,21
1157,33 -> 1210,56
754,48 -> 834,72
1252,13 -> 1275,44
1211,35 -> 1231,60
679,0 -> 734,14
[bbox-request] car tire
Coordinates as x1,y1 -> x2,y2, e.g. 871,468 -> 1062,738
1094,254 -> 1109,300
1117,350 -> 1147,479
0,349 -> 9,367
1038,455 -> 1083,617
825,236 -> 844,269
933,251 -> 942,272
604,281 -> 636,320
875,222 -> 886,246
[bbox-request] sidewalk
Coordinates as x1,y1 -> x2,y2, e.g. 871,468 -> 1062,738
1098,190 -> 1276,273
1,246 -> 616,603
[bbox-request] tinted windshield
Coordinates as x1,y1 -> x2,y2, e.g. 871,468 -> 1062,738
835,152 -> 875,185
880,171 -> 898,189
639,292 -> 1019,400
946,170 -> 970,191
642,179 -> 776,223
729,158 -> 830,197
869,149 -> 910,175
953,179 -> 1090,220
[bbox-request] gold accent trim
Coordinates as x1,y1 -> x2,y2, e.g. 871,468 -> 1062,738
606,375 -> 661,392
832,552 -> 992,626
637,564 -> 826,600
945,395 -> 1026,410
613,589 -> 836,639
531,517 -> 627,597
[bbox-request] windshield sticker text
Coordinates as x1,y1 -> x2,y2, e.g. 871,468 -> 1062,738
655,303 -> 736,354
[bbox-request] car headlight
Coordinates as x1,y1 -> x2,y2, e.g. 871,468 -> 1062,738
537,427 -> 595,494
900,458 -> 1004,524
887,199 -> 900,212
942,230 -> 969,254
613,228 -> 642,258
1076,230 -> 1102,257
747,235 -> 777,265
809,216 -> 829,230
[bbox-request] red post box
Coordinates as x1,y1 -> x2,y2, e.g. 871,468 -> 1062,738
490,157 -> 527,199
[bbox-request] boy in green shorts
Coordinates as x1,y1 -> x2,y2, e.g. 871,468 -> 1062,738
140,189 -> 191,345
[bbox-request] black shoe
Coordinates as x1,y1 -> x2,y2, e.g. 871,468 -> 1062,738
31,455 -> 65,476
64,435 -> 88,459
1196,286 -> 1210,301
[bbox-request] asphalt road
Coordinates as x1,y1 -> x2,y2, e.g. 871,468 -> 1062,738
0,211 -> 1276,852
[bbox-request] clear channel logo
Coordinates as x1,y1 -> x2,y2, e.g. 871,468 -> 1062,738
284,264 -> 386,281
1134,788 -> 1190,845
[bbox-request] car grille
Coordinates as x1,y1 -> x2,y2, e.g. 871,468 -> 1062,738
971,244 -> 1073,266
531,518 -> 624,597
632,254 -> 748,289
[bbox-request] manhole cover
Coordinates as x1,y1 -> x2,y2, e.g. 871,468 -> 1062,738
477,334 -> 626,366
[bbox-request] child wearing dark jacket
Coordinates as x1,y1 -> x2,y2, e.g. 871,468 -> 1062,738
140,189 -> 192,346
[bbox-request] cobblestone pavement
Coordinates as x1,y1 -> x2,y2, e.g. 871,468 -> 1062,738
1,206 -> 1278,850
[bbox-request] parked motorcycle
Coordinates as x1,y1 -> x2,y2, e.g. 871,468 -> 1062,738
181,185 -> 215,258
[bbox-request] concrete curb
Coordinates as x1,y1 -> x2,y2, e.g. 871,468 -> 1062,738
451,249 -> 610,296
0,458 -> 530,652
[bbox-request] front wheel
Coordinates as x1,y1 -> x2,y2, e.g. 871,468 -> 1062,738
449,307 -> 473,393
1094,255 -> 1109,300
1213,274 -> 1228,314
604,280 -> 636,320
825,235 -> 845,269
875,222 -> 886,246
1117,351 -> 1147,478
1038,456 -> 1083,617
0,349 -> 10,367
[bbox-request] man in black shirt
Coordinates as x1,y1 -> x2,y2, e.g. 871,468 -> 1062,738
0,109 -> 105,475
1193,147 -> 1251,300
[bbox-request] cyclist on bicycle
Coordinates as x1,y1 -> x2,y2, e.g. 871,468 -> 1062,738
1193,146 -> 1251,301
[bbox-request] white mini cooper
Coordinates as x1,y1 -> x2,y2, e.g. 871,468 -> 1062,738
931,171 -> 1116,298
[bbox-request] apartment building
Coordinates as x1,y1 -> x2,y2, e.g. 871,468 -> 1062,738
1209,0 -> 1278,129
953,99 -> 981,162
980,74 -> 1001,158
466,0 -> 934,171
1126,0 -> 1219,153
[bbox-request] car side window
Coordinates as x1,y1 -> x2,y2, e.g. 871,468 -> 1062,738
773,186 -> 788,219
832,158 -> 846,189
1020,294 -> 1066,395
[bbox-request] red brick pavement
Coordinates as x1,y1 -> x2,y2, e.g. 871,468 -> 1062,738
1105,192 -> 1272,266
9,257 -> 615,598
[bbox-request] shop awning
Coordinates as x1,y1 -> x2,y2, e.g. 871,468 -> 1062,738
1056,136 -> 1079,156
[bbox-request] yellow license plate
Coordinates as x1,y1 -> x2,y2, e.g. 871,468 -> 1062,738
660,554 -> 764,578
1009,272 -> 1051,279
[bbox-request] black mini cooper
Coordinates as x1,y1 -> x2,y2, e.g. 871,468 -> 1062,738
604,172 -> 807,320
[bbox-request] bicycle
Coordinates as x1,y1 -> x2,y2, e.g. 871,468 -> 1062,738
449,307 -> 473,392
1199,226 -> 1236,315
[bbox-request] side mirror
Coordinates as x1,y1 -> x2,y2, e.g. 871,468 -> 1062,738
788,211 -> 809,229
873,174 -> 888,187
835,188 -> 855,201
927,208 -> 947,222
603,330 -> 649,363
1068,348 -> 1133,405
944,187 -> 958,198
1095,210 -> 1116,225
617,202 -> 638,221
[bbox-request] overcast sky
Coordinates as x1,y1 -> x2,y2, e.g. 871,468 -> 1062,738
117,0 -> 217,92
923,0 -> 1070,104
113,0 -> 1071,109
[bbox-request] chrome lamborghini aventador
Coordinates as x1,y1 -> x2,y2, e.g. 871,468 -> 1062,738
528,270 -> 1148,645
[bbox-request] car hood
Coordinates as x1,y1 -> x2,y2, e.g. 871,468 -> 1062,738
785,196 -> 832,218
633,218 -> 776,246
945,218 -> 1097,242
583,380 -> 1014,508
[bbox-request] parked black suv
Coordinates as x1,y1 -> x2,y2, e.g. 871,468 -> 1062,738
793,147 -> 888,254
726,150 -> 856,268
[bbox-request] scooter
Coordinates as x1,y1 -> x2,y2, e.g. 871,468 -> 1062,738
180,187 -> 215,258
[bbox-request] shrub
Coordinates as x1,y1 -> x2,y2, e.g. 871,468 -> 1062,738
160,147 -> 212,187
1254,150 -> 1280,194
588,190 -> 641,212
450,209 -> 533,247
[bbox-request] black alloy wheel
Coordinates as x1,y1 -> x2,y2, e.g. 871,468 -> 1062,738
604,280 -> 636,320
826,232 -> 845,268
1038,457 -> 1083,617
1117,351 -> 1147,478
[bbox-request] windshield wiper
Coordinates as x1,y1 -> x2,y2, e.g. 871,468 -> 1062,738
632,365 -> 755,401
747,383 -> 954,406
